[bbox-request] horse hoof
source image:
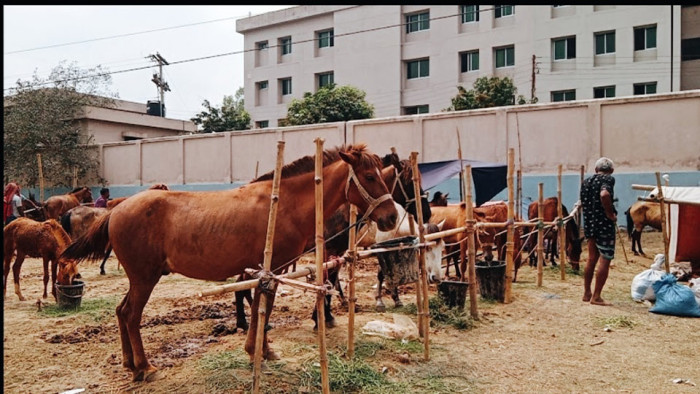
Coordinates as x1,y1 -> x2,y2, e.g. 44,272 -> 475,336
145,369 -> 166,382
376,304 -> 386,313
100,271 -> 106,276
326,319 -> 337,329
265,350 -> 281,361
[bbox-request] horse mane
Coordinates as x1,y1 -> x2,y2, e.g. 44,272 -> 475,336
398,159 -> 417,184
70,187 -> 85,194
251,143 -> 379,183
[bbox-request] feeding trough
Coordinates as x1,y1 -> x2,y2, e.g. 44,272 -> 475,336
55,280 -> 85,310
438,280 -> 469,309
475,260 -> 506,302
370,236 -> 419,289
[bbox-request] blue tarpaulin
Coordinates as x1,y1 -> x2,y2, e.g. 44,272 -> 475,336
418,159 -> 507,207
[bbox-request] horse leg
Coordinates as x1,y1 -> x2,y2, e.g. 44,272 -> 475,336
119,279 -> 162,382
12,252 -> 27,301
4,248 -> 14,300
391,285 -> 402,308
549,235 -> 558,266
244,285 -> 280,363
100,245 -> 113,275
49,257 -> 58,300
375,269 -> 386,312
635,231 -> 645,256
116,291 -> 135,372
235,289 -> 251,332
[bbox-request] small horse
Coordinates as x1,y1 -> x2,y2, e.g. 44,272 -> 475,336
21,192 -> 46,222
43,187 -> 93,220
523,197 -> 583,271
61,143 -> 398,382
4,217 -> 78,301
430,191 -> 449,207
625,201 -> 661,256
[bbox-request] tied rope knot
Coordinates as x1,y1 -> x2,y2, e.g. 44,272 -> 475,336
255,269 -> 277,295
556,217 -> 564,228
536,220 -> 545,230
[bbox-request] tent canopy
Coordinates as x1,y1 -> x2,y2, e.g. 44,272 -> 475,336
418,159 -> 507,206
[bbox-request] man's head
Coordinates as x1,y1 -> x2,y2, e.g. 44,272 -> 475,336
100,187 -> 110,198
594,157 -> 614,174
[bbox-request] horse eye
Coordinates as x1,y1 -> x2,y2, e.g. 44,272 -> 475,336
365,174 -> 375,182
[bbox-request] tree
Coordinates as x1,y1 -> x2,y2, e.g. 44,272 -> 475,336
191,87 -> 250,132
285,84 -> 374,126
3,60 -> 117,188
445,76 -> 537,111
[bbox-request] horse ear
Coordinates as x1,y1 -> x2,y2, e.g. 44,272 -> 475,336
444,192 -> 449,199
338,150 -> 358,166
437,218 -> 446,231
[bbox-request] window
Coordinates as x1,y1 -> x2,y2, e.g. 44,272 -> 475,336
553,36 -> 576,60
495,46 -> 515,68
551,90 -> 576,102
634,25 -> 657,51
633,82 -> 657,95
495,5 -> 514,18
280,36 -> 292,55
318,72 -> 334,89
404,105 -> 429,115
681,37 -> 700,61
256,41 -> 268,51
256,120 -> 269,129
407,59 -> 429,79
593,86 -> 615,98
318,29 -> 334,48
595,31 -> 615,55
257,81 -> 268,90
406,11 -> 430,33
461,5 -> 479,23
281,78 -> 292,95
460,50 -> 479,72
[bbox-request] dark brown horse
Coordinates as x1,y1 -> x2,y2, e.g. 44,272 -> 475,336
43,187 -> 93,220
4,217 -> 78,301
523,197 -> 583,271
61,143 -> 398,382
429,191 -> 449,207
20,192 -> 46,222
61,206 -> 112,275
625,201 -> 662,256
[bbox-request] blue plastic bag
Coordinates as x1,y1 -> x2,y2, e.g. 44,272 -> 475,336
649,273 -> 700,317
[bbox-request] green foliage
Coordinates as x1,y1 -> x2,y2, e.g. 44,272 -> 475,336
391,297 -> 474,330
299,351 -> 395,393
190,87 -> 251,132
285,84 -> 374,126
445,76 -> 537,111
39,295 -> 119,322
3,60 -> 116,187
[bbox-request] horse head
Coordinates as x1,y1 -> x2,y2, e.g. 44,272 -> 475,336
56,259 -> 80,285
424,222 -> 446,283
383,159 -> 432,224
339,144 -> 398,232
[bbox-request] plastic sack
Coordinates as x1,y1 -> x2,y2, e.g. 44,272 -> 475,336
649,273 -> 700,317
689,278 -> 700,307
630,254 -> 666,301
361,313 -> 419,340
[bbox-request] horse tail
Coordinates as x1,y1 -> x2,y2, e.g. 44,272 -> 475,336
61,210 -> 111,264
60,210 -> 72,237
625,208 -> 633,237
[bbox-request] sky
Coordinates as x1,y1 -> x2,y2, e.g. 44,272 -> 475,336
3,5 -> 294,121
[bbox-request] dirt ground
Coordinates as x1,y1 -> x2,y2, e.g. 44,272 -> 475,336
3,230 -> 699,393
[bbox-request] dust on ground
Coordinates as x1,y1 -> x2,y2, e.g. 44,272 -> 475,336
3,231 -> 699,393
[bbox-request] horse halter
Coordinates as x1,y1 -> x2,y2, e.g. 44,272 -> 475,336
345,165 -> 393,223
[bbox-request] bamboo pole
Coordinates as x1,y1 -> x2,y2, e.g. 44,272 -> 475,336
411,152 -> 430,360
252,141 -> 285,394
347,204 -> 358,359
314,138 -> 331,394
410,210 -> 423,336
37,154 -> 44,202
504,148 -> 515,303
463,165 -> 479,319
655,172 -> 670,273
558,164 -> 566,281
537,183 -> 544,287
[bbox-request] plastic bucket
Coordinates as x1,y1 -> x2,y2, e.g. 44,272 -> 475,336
475,260 -> 506,302
55,280 -> 84,309
370,236 -> 419,288
438,280 -> 469,309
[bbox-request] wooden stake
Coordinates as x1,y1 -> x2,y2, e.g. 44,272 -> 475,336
37,154 -> 44,202
537,183 -> 544,287
463,165 -> 478,319
504,149 -> 515,303
558,164 -> 566,281
314,138 -> 331,394
347,204 -> 358,359
252,141 -> 285,394
655,172 -> 670,273
411,152 -> 430,360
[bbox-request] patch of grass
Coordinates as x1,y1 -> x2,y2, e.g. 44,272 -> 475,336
199,349 -> 250,371
352,339 -> 386,359
598,315 -> 637,329
428,296 -> 475,330
197,350 -> 251,392
39,296 -> 119,322
298,351 -> 399,393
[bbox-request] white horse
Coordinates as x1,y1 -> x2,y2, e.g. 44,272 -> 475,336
358,201 -> 446,311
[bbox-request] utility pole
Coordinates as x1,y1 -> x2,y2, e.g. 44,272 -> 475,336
147,52 -> 170,117
531,54 -> 536,101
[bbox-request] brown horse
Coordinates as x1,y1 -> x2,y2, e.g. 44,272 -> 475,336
523,197 -> 583,271
107,184 -> 170,210
61,143 -> 398,382
625,201 -> 662,256
21,192 -> 46,222
60,206 -> 112,275
43,187 -> 93,220
3,217 -> 78,301
429,191 -> 449,207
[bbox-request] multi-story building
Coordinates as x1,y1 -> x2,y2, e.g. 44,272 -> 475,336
237,5 -> 700,128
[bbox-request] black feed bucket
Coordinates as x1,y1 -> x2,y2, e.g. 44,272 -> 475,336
438,281 -> 469,309
475,260 -> 506,302
370,236 -> 419,289
55,280 -> 85,310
